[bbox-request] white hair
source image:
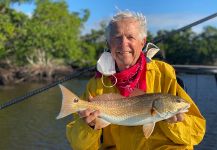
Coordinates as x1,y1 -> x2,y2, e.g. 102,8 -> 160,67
105,10 -> 147,41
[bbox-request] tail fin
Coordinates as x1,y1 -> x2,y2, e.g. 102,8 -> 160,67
56,84 -> 80,119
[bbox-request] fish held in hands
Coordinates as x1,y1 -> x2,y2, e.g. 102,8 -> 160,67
56,85 -> 190,138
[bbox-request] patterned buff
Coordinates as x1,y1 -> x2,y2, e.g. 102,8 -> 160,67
95,52 -> 147,97
111,52 -> 147,97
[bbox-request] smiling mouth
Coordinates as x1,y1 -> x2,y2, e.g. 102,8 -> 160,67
116,51 -> 132,54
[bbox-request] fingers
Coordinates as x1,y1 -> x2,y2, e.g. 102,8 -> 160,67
84,112 -> 97,124
176,113 -> 185,122
78,108 -> 94,118
166,115 -> 177,123
88,120 -> 96,127
78,109 -> 100,125
166,113 -> 185,123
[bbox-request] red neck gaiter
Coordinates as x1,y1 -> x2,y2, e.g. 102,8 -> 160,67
95,52 -> 147,97
111,52 -> 147,96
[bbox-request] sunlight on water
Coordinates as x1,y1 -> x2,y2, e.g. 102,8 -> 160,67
178,73 -> 217,150
0,79 -> 88,150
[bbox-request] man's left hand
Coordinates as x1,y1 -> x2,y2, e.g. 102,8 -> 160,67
166,113 -> 185,123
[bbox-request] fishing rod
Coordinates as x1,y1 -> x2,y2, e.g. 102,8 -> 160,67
0,66 -> 96,110
152,12 -> 217,43
0,12 -> 217,110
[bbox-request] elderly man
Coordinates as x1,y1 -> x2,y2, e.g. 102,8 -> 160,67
66,10 -> 206,150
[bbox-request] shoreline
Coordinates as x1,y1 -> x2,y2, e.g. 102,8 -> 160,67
2,64 -> 216,86
0,65 -> 89,85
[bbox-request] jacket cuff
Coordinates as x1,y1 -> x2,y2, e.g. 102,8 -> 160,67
159,115 -> 191,145
66,118 -> 102,150
67,118 -> 102,137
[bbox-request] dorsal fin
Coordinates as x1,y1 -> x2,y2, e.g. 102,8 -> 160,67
92,93 -> 124,101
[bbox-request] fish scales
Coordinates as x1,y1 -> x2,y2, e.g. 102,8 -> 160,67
83,95 -> 155,117
56,85 -> 190,138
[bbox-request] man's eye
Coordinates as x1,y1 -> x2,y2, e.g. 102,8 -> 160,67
128,36 -> 135,39
111,36 -> 119,39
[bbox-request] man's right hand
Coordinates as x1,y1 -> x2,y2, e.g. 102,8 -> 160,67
78,109 -> 100,127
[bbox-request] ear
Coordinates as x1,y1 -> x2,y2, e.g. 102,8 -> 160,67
141,38 -> 146,47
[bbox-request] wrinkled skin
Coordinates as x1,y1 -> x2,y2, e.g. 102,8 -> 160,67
108,18 -> 145,71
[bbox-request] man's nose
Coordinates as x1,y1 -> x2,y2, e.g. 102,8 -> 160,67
119,36 -> 129,47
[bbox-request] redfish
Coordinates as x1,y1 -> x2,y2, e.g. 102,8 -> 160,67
57,85 -> 190,138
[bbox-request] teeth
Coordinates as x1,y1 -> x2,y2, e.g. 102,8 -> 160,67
116,51 -> 131,54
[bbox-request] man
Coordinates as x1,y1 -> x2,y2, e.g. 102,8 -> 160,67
66,10 -> 206,150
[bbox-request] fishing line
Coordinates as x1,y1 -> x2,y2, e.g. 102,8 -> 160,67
0,66 -> 96,110
0,12 -> 217,110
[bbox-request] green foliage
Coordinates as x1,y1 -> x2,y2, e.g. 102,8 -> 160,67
0,8 -> 28,60
81,21 -> 107,60
0,0 -> 217,67
194,26 -> 217,64
0,0 -> 33,9
26,0 -> 82,62
159,29 -> 196,64
156,28 -> 217,65
7,0 -> 92,67
0,13 -> 14,58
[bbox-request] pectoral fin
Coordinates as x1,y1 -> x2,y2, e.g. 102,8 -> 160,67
94,118 -> 111,130
151,108 -> 157,116
143,122 -> 155,138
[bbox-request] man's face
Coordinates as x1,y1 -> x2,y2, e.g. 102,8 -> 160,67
108,19 -> 146,71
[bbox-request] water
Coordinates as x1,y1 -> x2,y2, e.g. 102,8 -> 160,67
178,73 -> 217,150
0,79 -> 88,150
0,74 -> 216,150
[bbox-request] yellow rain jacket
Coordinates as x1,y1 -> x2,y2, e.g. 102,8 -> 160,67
66,60 -> 206,150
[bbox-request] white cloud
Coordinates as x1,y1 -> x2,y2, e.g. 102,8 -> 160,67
146,13 -> 217,34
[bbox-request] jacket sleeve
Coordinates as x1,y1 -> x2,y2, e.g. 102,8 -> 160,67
159,78 -> 206,145
66,78 -> 102,150
66,114 -> 102,150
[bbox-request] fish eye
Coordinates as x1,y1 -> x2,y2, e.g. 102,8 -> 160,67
73,98 -> 79,103
176,99 -> 181,103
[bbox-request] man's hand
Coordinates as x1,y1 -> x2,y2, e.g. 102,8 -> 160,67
77,95 -> 100,127
166,113 -> 185,123
78,109 -> 100,127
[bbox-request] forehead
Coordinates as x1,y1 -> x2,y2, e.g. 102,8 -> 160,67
110,18 -> 140,34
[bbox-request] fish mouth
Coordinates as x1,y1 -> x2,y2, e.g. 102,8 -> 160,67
179,104 -> 190,113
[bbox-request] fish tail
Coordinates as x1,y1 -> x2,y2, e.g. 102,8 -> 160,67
56,84 -> 80,119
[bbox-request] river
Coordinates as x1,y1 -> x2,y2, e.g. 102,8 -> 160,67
0,74 -> 216,150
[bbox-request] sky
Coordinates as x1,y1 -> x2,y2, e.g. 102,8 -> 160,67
11,0 -> 217,35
